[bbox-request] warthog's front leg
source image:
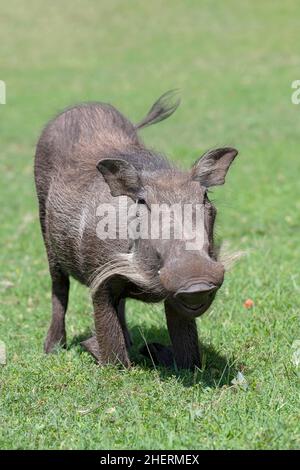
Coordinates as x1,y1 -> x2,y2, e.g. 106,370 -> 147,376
90,288 -> 131,367
117,298 -> 132,350
81,298 -> 132,362
164,299 -> 201,370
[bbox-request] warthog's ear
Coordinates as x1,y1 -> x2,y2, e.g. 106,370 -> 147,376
191,147 -> 238,187
97,158 -> 141,198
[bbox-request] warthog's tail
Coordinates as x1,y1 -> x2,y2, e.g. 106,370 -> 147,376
135,89 -> 180,130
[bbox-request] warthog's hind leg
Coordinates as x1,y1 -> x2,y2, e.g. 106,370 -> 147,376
139,342 -> 174,367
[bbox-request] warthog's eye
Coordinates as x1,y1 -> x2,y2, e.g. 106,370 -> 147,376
135,197 -> 150,218
204,189 -> 213,205
137,198 -> 146,205
137,197 -> 151,212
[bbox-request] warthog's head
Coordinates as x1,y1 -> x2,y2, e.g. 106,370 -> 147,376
97,147 -> 238,316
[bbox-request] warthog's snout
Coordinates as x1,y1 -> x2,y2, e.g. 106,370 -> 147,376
159,254 -> 225,316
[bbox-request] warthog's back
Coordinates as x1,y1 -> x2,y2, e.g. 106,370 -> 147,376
35,102 -> 140,189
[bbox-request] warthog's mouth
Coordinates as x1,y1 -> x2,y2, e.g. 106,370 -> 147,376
175,293 -> 216,317
179,300 -> 205,311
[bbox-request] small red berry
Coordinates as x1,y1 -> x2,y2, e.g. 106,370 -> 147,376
243,298 -> 254,309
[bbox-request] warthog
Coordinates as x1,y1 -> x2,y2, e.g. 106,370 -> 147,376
34,91 -> 239,369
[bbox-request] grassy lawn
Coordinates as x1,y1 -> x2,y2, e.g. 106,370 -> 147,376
1,0 -> 300,450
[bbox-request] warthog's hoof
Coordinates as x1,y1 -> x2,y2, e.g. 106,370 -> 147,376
44,331 -> 66,354
80,336 -> 101,362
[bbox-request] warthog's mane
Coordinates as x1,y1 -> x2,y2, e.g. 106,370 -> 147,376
89,252 -> 164,296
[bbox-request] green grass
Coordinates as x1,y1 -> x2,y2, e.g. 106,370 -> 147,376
1,0 -> 300,450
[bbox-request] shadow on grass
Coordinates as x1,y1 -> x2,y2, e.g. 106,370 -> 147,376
130,324 -> 239,388
69,325 -> 239,389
